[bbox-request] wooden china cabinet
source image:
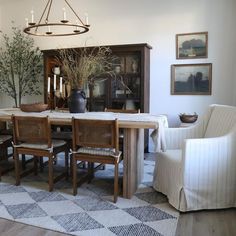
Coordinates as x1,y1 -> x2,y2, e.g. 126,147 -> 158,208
42,43 -> 152,152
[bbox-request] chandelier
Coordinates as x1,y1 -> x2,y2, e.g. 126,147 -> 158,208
23,0 -> 90,36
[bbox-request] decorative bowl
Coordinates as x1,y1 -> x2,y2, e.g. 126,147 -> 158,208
179,114 -> 198,123
20,103 -> 48,112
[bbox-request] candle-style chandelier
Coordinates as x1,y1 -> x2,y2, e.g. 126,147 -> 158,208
24,0 -> 90,36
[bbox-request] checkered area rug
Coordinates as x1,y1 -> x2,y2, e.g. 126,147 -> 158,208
0,158 -> 179,236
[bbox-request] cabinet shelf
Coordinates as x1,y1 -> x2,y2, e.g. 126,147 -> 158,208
112,98 -> 140,102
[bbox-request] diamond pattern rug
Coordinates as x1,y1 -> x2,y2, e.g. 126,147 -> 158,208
0,158 -> 179,236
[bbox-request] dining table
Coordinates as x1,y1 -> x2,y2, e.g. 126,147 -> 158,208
0,108 -> 167,199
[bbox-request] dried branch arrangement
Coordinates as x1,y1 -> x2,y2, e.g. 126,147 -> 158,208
58,46 -> 117,90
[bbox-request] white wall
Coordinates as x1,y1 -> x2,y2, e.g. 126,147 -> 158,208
0,0 -> 236,148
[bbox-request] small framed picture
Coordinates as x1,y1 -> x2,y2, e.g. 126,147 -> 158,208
171,63 -> 212,95
176,32 -> 208,59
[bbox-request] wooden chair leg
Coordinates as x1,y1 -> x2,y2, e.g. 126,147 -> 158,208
48,156 -> 54,192
14,151 -> 20,186
22,154 -> 26,170
65,151 -> 69,180
88,162 -> 94,183
39,157 -> 44,172
82,161 -> 86,169
0,144 -> 8,160
70,155 -> 73,179
53,155 -> 57,165
114,162 -> 119,203
33,156 -> 38,175
72,155 -> 77,195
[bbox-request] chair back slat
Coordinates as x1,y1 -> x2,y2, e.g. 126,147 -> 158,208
12,116 -> 51,146
72,119 -> 118,150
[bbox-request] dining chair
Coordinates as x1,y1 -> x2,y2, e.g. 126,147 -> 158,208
0,121 -> 30,178
0,130 -> 13,180
12,115 -> 69,191
71,118 -> 121,203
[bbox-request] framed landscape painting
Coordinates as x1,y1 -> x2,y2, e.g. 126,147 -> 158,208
176,32 -> 208,59
171,63 -> 212,95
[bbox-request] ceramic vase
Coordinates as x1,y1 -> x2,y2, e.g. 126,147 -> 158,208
68,89 -> 87,113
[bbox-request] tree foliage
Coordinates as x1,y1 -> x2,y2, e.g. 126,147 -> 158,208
0,26 -> 43,107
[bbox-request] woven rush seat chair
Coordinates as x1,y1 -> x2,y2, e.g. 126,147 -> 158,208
12,115 -> 69,191
71,118 -> 121,203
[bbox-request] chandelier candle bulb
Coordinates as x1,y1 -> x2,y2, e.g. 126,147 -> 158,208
48,77 -> 50,93
30,10 -> 34,23
85,13 -> 89,25
62,7 -> 66,20
53,75 -> 56,90
59,77 -> 63,93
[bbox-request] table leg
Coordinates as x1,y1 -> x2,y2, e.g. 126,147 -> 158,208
122,128 -> 144,198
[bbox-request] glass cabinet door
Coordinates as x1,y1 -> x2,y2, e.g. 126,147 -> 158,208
110,52 -> 141,110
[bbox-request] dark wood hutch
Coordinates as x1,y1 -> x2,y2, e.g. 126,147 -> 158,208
42,43 -> 152,151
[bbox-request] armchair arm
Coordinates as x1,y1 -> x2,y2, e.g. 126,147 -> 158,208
165,121 -> 205,149
165,105 -> 214,150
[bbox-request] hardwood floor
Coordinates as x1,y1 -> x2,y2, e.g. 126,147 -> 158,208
176,208 -> 236,236
0,218 -> 68,236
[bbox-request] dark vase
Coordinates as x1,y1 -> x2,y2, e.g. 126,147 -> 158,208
68,89 -> 87,113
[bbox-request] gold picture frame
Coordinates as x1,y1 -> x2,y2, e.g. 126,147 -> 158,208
176,32 -> 208,59
171,63 -> 212,95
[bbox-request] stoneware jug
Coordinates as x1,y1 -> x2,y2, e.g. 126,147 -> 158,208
68,89 -> 87,113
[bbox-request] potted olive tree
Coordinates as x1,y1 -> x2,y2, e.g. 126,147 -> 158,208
0,26 -> 43,107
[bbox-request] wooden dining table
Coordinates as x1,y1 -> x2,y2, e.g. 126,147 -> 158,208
0,108 -> 167,199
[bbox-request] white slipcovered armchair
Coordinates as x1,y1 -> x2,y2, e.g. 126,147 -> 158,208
153,104 -> 236,212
